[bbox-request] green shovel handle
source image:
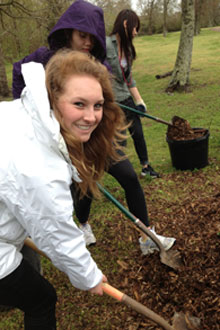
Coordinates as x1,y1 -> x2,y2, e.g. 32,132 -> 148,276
97,183 -> 165,250
97,183 -> 136,224
117,102 -> 174,127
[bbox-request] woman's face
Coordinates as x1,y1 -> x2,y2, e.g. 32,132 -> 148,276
132,26 -> 138,38
57,75 -> 104,142
123,20 -> 138,39
70,30 -> 95,53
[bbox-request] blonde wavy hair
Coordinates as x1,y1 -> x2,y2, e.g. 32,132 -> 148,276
45,49 -> 127,197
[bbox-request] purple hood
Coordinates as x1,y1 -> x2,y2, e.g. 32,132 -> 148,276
48,0 -> 106,61
12,0 -> 106,99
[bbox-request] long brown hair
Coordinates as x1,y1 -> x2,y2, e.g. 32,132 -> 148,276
45,49 -> 127,197
110,9 -> 140,66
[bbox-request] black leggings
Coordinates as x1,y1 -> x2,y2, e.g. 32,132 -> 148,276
119,96 -> 149,166
72,154 -> 150,227
0,258 -> 57,330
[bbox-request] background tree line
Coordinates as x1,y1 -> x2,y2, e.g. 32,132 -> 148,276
0,0 -> 220,96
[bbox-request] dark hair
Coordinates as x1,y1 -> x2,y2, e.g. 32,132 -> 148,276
110,9 -> 140,65
48,29 -> 72,50
49,29 -> 105,63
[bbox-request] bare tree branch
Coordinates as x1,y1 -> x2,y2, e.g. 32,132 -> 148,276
0,0 -> 46,17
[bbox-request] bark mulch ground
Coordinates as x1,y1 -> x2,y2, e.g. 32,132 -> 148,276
98,169 -> 219,329
1,167 -> 219,329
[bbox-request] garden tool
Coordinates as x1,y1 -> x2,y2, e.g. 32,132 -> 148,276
24,238 -> 201,330
97,183 -> 183,270
103,283 -> 201,330
117,102 -> 175,127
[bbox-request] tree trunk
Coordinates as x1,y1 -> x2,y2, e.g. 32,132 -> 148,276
166,0 -> 195,93
194,0 -> 203,35
12,18 -> 22,55
163,0 -> 168,37
0,44 -> 10,98
147,0 -> 155,35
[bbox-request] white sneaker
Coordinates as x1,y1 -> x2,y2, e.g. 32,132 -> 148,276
79,223 -> 96,246
139,237 -> 159,255
139,227 -> 176,255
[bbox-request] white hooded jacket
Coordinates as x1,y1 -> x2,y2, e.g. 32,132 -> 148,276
0,62 -> 102,290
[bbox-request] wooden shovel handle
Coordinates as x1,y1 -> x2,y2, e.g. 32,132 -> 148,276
24,239 -> 172,329
102,282 -> 124,301
24,237 -> 48,259
102,283 -> 172,330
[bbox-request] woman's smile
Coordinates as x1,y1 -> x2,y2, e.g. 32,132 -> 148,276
57,75 -> 104,142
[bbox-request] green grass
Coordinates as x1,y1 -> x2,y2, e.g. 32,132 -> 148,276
130,27 -> 220,171
1,27 -> 220,329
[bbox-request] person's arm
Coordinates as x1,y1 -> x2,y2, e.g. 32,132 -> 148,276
28,180 -> 104,291
12,61 -> 25,99
129,86 -> 142,104
3,162 -> 104,291
129,86 -> 147,110
12,47 -> 52,99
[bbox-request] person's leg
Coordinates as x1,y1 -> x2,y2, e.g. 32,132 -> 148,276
108,154 -> 175,255
120,97 -> 148,165
127,113 -> 160,178
127,113 -> 149,165
5,234 -> 44,311
120,97 -> 160,178
0,258 -> 57,330
21,244 -> 42,274
70,183 -> 96,246
72,187 -> 93,225
108,155 -> 150,227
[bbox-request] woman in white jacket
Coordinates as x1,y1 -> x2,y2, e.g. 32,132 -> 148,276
0,50 -> 125,329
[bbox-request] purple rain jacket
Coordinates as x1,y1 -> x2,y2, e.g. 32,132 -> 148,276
12,0 -> 106,99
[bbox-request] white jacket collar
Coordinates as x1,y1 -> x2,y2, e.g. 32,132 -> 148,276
21,62 -> 81,183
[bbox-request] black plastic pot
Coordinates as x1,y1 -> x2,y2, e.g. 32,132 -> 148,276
166,128 -> 210,170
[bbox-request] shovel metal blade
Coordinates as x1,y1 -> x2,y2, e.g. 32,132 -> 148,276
172,311 -> 201,329
160,249 -> 184,270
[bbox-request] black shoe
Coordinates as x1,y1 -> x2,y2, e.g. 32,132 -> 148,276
141,165 -> 160,178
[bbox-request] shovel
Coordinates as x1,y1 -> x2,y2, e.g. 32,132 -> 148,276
103,283 -> 201,330
97,183 -> 183,270
24,238 -> 200,330
117,102 -> 175,127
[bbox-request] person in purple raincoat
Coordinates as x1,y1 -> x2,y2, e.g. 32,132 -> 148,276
13,0 -> 106,99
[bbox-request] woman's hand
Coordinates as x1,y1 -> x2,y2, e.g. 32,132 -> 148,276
135,99 -> 147,113
135,103 -> 147,117
129,87 -> 147,112
89,275 -> 108,295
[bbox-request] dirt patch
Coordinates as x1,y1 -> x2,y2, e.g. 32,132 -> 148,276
167,116 -> 207,141
1,168 -> 220,329
55,169 -> 220,329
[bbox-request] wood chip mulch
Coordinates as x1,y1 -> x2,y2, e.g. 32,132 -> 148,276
167,116 -> 207,141
1,169 -> 219,329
